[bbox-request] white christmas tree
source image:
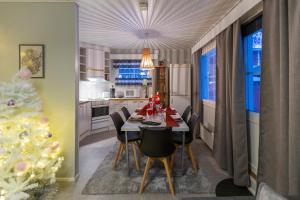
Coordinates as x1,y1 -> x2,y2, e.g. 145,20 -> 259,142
0,68 -> 63,200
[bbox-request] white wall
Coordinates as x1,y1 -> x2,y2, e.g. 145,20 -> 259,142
0,2 -> 78,179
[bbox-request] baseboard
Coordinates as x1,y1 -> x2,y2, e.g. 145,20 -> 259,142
56,173 -> 79,182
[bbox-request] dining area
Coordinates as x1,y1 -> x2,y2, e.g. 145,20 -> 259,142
109,93 -> 200,197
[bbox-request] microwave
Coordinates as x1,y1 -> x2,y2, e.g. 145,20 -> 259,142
124,88 -> 139,98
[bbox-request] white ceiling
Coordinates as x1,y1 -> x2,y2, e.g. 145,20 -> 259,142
77,0 -> 240,49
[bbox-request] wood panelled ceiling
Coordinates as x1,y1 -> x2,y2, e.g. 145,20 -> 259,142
77,0 -> 240,49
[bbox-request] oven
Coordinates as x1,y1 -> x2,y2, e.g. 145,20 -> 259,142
91,101 -> 110,132
92,105 -> 109,118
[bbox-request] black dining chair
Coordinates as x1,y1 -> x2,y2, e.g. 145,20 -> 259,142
171,112 -> 200,172
121,106 -> 131,120
181,105 -> 191,123
110,112 -> 140,170
139,127 -> 176,196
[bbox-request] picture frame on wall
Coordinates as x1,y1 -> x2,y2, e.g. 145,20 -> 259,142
19,44 -> 45,78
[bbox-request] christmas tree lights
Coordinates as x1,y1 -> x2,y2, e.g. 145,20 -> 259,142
0,68 -> 63,199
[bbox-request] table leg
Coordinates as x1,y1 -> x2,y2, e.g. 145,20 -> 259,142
181,132 -> 185,172
125,131 -> 129,176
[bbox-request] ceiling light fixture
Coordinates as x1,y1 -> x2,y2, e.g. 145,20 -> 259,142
139,1 -> 154,70
140,47 -> 154,69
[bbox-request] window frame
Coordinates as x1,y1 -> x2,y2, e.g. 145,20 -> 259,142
242,16 -> 263,114
200,48 -> 216,102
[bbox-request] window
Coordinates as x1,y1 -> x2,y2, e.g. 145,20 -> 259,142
243,17 -> 262,113
113,60 -> 152,85
200,48 -> 216,101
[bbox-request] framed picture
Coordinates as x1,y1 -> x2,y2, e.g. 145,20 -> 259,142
19,44 -> 45,78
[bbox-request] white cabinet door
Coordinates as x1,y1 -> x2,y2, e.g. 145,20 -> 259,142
86,48 -> 104,78
78,102 -> 91,135
86,48 -> 94,68
78,104 -> 84,135
94,49 -> 104,77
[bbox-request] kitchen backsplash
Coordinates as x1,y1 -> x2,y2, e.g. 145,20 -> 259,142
79,81 -> 110,100
79,81 -> 152,100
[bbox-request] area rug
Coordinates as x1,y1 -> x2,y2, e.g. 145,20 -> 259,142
82,143 -> 215,195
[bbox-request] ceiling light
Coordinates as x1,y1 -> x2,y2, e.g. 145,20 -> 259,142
139,2 -> 148,12
140,48 -> 154,69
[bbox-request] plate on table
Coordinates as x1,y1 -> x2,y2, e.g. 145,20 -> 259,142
141,119 -> 161,126
129,114 -> 145,121
171,114 -> 183,122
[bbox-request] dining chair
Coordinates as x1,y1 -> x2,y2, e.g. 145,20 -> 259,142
181,105 -> 191,123
110,112 -> 140,170
121,106 -> 131,120
139,127 -> 176,196
171,112 -> 200,172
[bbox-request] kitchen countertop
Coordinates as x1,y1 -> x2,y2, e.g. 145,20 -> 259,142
108,97 -> 148,101
79,98 -> 148,103
79,101 -> 91,104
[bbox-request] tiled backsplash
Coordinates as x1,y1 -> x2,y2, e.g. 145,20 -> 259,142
79,81 -> 152,100
79,81 -> 111,100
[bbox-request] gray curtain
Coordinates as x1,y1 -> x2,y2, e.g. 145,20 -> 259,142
257,0 -> 300,196
191,49 -> 203,137
213,19 -> 250,186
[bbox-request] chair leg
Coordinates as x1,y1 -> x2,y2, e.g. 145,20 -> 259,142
186,144 -> 198,171
132,143 -> 140,171
112,143 -> 124,169
162,158 -> 175,197
139,157 -> 152,194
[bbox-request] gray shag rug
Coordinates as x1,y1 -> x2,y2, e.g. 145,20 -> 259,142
82,143 -> 215,195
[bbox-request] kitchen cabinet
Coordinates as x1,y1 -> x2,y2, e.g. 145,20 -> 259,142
78,101 -> 91,136
80,48 -> 87,81
86,48 -> 105,78
154,61 -> 169,106
79,43 -> 110,81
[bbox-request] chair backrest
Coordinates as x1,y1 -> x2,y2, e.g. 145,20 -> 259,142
110,112 -> 124,136
181,105 -> 192,123
187,112 -> 200,138
139,127 -> 175,158
121,106 -> 131,120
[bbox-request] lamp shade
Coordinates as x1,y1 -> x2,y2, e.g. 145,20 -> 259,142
140,48 -> 154,69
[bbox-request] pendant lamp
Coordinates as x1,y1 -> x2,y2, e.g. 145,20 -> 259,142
140,48 -> 154,69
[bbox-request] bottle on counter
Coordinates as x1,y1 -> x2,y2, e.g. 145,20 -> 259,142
110,85 -> 115,98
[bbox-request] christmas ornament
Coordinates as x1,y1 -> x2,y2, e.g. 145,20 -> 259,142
7,99 -> 15,107
17,67 -> 32,80
19,131 -> 29,139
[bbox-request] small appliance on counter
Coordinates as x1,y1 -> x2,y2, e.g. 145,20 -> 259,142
116,91 -> 124,98
110,85 -> 115,98
124,88 -> 140,98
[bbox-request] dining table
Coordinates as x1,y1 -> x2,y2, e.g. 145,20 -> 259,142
121,107 -> 189,176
